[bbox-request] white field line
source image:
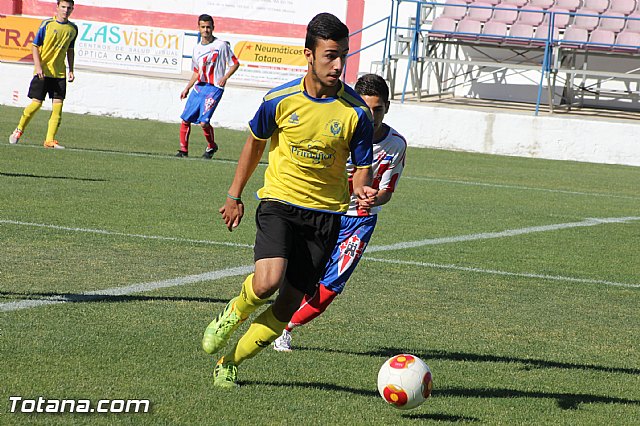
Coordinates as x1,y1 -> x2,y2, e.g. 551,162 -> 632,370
364,257 -> 640,289
0,220 -> 253,249
1,216 -> 639,312
0,266 -> 254,313
366,216 -> 640,253
404,176 -> 640,201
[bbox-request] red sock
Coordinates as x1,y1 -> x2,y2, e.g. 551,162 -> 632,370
286,285 -> 338,331
179,121 -> 191,152
202,124 -> 217,150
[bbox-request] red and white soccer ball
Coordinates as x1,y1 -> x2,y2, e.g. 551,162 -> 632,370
377,354 -> 432,410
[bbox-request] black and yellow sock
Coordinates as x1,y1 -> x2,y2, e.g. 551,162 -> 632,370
45,102 -> 63,142
17,101 -> 42,131
224,306 -> 288,365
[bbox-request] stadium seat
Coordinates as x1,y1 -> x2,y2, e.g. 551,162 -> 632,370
506,22 -> 537,43
587,28 -> 617,48
625,13 -> 640,31
573,8 -> 601,30
555,0 -> 582,11
613,29 -> 640,50
468,1 -> 496,22
517,5 -> 547,25
480,20 -> 509,40
543,7 -> 572,27
534,24 -> 561,44
502,0 -> 529,6
598,12 -> 627,31
530,0 -> 555,9
584,0 -> 611,12
607,0 -> 636,15
455,17 -> 484,39
561,25 -> 590,47
430,16 -> 458,38
484,0 -> 503,5
443,0 -> 469,20
492,5 -> 520,23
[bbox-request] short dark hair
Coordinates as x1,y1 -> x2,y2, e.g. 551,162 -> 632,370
198,14 -> 214,25
305,13 -> 349,51
57,0 -> 74,5
355,74 -> 390,103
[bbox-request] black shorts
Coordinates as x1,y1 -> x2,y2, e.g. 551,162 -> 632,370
254,200 -> 342,295
27,76 -> 67,101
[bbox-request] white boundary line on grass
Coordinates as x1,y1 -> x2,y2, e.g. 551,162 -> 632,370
404,176 -> 640,201
0,220 -> 253,249
1,215 -> 639,312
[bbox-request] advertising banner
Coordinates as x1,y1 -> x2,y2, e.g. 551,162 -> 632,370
0,15 -> 39,62
74,20 -> 184,74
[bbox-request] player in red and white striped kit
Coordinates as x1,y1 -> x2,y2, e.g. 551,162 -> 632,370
273,73 -> 408,352
176,14 -> 239,159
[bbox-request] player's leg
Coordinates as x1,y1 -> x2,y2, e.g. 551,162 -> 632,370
178,88 -> 202,156
199,86 -> 223,159
202,200 -> 291,355
273,285 -> 338,352
273,215 -> 378,351
211,257 -> 289,387
44,78 -> 67,149
11,76 -> 46,144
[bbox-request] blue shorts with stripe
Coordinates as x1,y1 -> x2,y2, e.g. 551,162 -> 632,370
180,83 -> 223,124
319,214 -> 378,293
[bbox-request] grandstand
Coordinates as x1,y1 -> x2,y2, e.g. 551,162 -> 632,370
1,0 -> 639,166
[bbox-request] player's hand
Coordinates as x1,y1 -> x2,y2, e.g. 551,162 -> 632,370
219,197 -> 244,232
355,185 -> 378,210
218,77 -> 227,87
35,67 -> 44,79
68,71 -> 75,83
180,88 -> 189,99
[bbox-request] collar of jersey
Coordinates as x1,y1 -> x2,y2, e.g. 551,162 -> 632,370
300,77 -> 344,103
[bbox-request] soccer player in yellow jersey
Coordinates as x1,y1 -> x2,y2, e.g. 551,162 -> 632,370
202,12 -> 378,387
9,0 -> 77,149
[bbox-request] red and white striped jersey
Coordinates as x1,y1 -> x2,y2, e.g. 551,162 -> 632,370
191,38 -> 238,87
346,124 -> 407,216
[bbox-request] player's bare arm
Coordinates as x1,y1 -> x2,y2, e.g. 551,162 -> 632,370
67,48 -> 75,82
219,134 -> 267,231
218,61 -> 240,87
180,72 -> 199,99
351,167 -> 377,209
32,45 -> 44,79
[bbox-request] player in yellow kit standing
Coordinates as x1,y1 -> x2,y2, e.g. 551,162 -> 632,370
9,0 -> 77,149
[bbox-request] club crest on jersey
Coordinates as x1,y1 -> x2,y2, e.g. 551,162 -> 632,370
338,234 -> 367,275
323,119 -> 345,139
288,112 -> 300,124
204,96 -> 216,111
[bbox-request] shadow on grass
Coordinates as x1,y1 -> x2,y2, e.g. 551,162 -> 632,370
295,345 -> 640,376
403,413 -> 479,422
0,291 -> 227,304
0,171 -> 107,181
243,380 -> 639,411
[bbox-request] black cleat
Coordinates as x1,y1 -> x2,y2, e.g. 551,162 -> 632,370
202,145 -> 218,159
175,150 -> 188,158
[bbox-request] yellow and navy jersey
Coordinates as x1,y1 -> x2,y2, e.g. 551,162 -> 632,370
33,18 -> 78,78
249,77 -> 374,213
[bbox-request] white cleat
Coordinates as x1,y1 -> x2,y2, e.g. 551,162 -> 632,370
272,329 -> 292,352
9,128 -> 23,144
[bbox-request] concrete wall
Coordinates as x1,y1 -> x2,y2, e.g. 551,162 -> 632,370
2,62 -> 639,167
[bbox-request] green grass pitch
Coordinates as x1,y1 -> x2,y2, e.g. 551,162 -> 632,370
1,105 -> 639,424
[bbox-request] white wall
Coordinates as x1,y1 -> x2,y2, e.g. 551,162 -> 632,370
2,62 -> 639,167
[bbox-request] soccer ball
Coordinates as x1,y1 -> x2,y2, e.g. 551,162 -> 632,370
377,354 -> 432,410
